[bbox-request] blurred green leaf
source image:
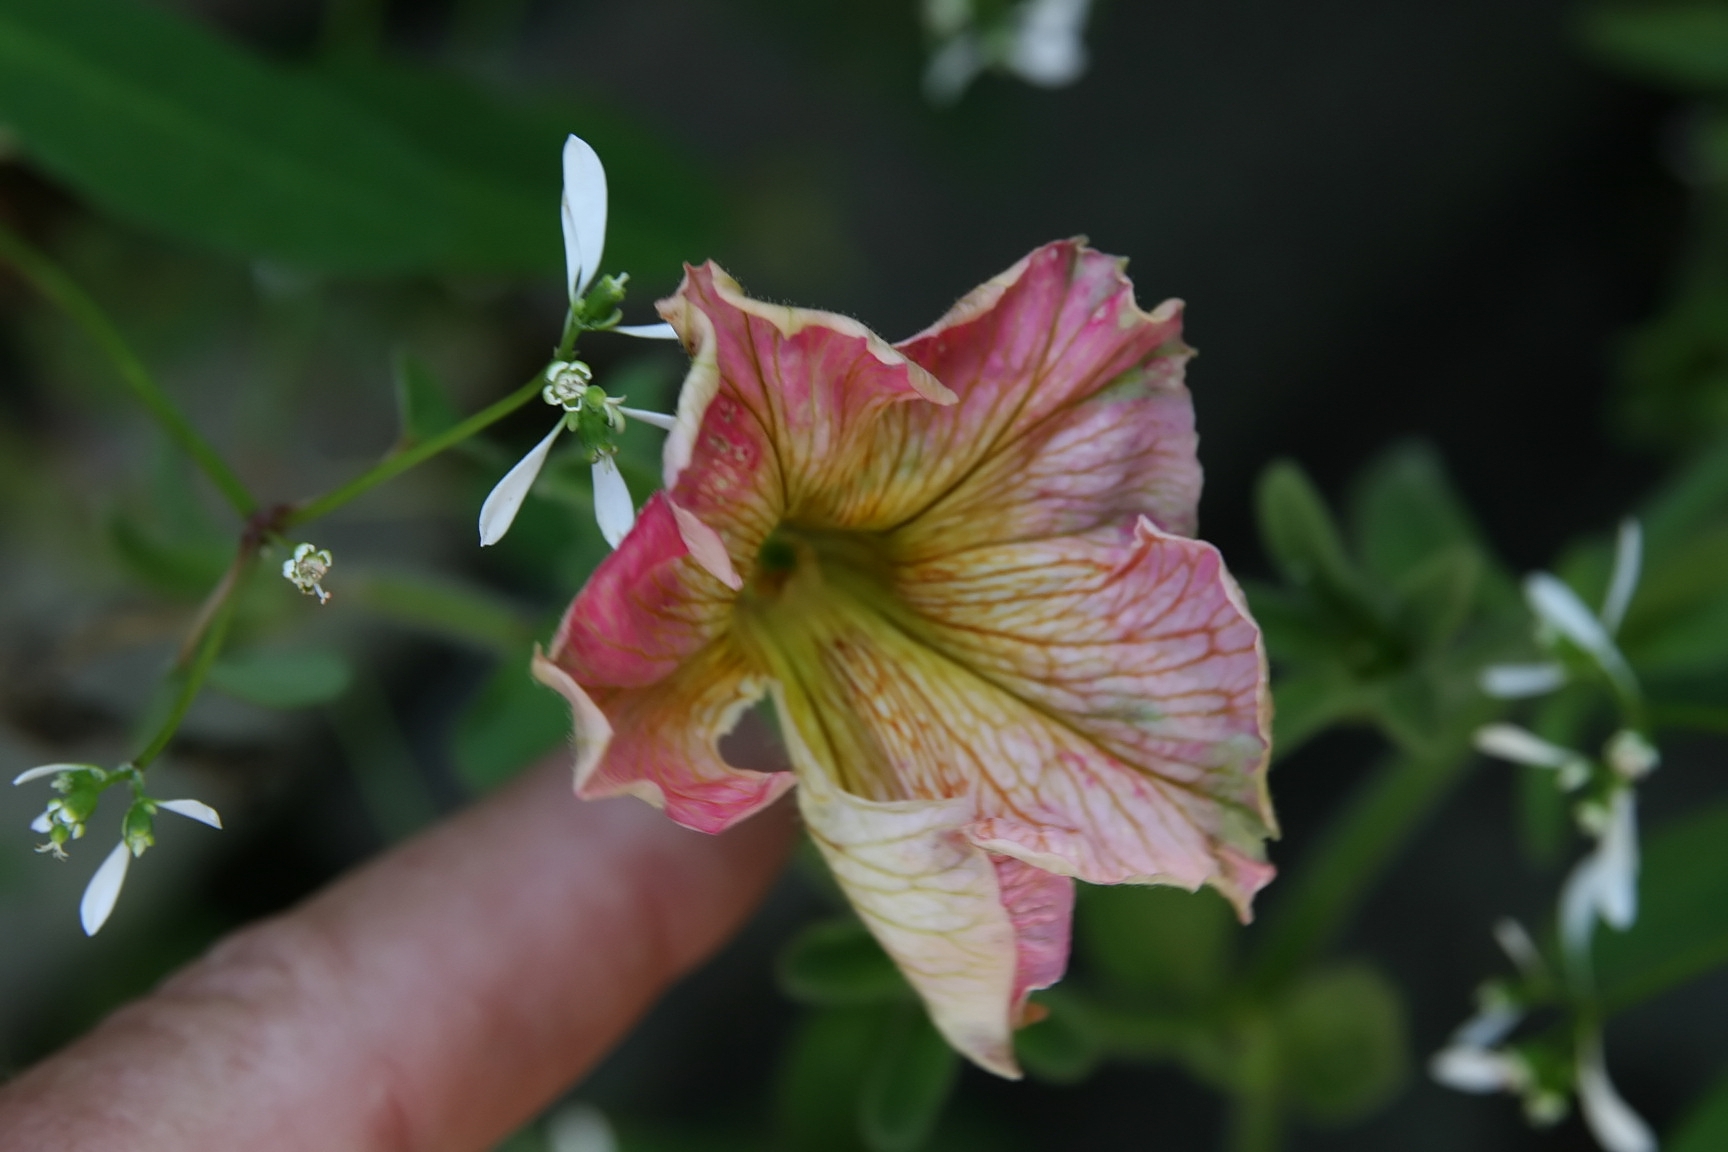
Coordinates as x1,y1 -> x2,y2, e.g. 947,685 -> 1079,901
393,351 -> 461,446
1077,883 -> 1234,1003
1391,548 -> 1480,653
347,568 -> 530,653
1014,994 -> 1103,1084
1257,460 -> 1361,598
774,1006 -> 881,1152
1270,667 -> 1368,757
858,1001 -> 960,1152
105,509 -> 229,598
1349,441 -> 1492,588
451,649 -> 569,792
1672,1067 -> 1728,1152
1599,798 -> 1728,1007
1581,4 -> 1728,91
778,916 -> 912,1006
1272,963 -> 1408,1125
0,0 -> 556,273
1642,436 -> 1728,547
208,647 -> 352,708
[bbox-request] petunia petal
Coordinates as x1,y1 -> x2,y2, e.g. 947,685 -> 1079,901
156,798 -> 222,828
80,840 -> 131,936
561,134 -> 607,299
591,455 -> 635,549
479,421 -> 564,547
991,854 -> 1074,1021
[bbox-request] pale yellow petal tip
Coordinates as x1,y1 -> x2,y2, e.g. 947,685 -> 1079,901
530,647 -> 615,790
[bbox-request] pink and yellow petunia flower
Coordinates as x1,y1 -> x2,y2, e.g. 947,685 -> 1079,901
533,239 -> 1276,1076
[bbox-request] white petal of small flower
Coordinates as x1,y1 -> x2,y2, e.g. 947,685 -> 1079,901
545,1102 -> 619,1152
479,421 -> 565,547
1474,724 -> 1581,770
12,763 -> 86,786
1600,519 -> 1643,636
1604,730 -> 1659,781
591,455 -> 635,549
30,813 -> 51,834
1577,1038 -> 1656,1152
613,323 -> 680,340
157,798 -> 223,829
1596,791 -> 1639,931
1493,917 -> 1545,978
618,406 -> 678,432
1430,1046 -> 1526,1094
1480,662 -> 1568,699
924,33 -> 987,103
80,841 -> 131,936
1525,573 -> 1637,697
1561,851 -> 1607,962
1453,1003 -> 1523,1050
561,135 -> 608,300
1007,0 -> 1092,87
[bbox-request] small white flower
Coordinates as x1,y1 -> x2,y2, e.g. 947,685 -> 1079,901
156,798 -> 222,829
921,0 -> 1093,102
80,840 -> 131,936
1431,1044 -> 1528,1094
543,360 -> 594,409
546,1102 -> 618,1152
282,543 -> 334,604
1576,1036 -> 1656,1152
479,421 -> 566,547
1475,724 -> 1592,790
1604,730 -> 1659,781
1560,790 -> 1640,962
1480,662 -> 1569,699
1599,519 -> 1643,635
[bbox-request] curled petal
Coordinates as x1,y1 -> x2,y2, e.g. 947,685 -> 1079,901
591,455 -> 635,549
13,763 -> 87,785
1577,1038 -> 1655,1152
561,134 -> 607,299
80,840 -> 131,936
157,798 -> 222,829
479,421 -> 563,547
992,854 -> 1073,1021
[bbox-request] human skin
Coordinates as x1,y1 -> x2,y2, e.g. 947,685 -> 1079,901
0,758 -> 794,1151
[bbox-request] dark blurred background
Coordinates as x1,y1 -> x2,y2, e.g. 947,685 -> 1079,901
0,1 -> 1715,1149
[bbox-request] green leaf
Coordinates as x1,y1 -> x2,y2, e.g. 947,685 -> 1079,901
1269,667 -> 1368,758
1599,798 -> 1728,1008
1256,460 -> 1360,597
1391,547 -> 1481,653
1272,963 -> 1408,1125
392,352 -> 461,446
1581,4 -> 1728,91
105,509 -> 229,598
1014,994 -> 1103,1084
858,1001 -> 960,1152
451,650 -> 570,793
347,568 -> 530,653
207,647 -> 352,708
773,1007 -> 881,1152
1349,441 -> 1490,587
777,917 -> 912,1006
1672,1067 -> 1728,1152
0,0 -> 549,272
1642,436 -> 1728,548
1076,883 -> 1234,1003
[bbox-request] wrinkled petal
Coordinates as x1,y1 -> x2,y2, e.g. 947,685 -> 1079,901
561,134 -> 607,299
591,455 -> 635,549
156,798 -> 222,828
992,853 -> 1074,1020
1577,1038 -> 1656,1152
614,322 -> 679,340
80,840 -> 130,936
1600,519 -> 1643,636
1479,662 -> 1568,699
789,717 -> 1024,1077
479,421 -> 563,547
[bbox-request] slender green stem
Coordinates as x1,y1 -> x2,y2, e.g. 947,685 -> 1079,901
1226,1092 -> 1282,1152
1249,741 -> 1476,990
283,376 -> 544,527
133,553 -> 251,769
0,220 -> 257,517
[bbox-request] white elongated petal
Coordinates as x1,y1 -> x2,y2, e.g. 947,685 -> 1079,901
1601,519 -> 1643,635
1430,1046 -> 1524,1094
1577,1039 -> 1656,1152
30,813 -> 51,834
1597,791 -> 1639,931
1493,917 -> 1545,977
479,421 -> 564,547
1474,723 -> 1580,770
1479,662 -> 1567,699
613,322 -> 680,340
13,763 -> 87,785
924,33 -> 986,104
157,798 -> 223,829
546,1103 -> 618,1152
80,841 -> 131,936
618,406 -> 678,431
1452,1003 -> 1523,1050
561,135 -> 608,299
1561,850 -> 1606,962
1525,573 -> 1637,697
591,455 -> 635,548
1007,0 -> 1092,86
